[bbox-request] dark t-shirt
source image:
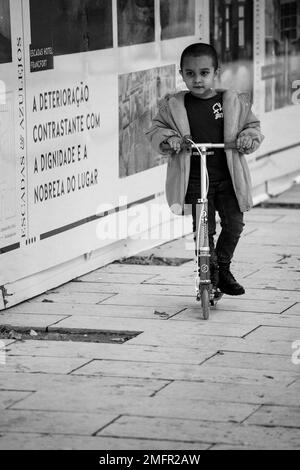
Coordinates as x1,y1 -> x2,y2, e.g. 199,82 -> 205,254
185,92 -> 230,193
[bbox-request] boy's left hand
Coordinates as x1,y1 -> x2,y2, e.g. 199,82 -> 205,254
237,135 -> 260,154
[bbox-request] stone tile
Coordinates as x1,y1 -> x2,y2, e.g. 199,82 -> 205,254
0,314 -> 69,328
173,310 -> 300,328
200,337 -> 295,356
209,444 -> 273,450
72,358 -> 298,387
0,372 -> 169,398
286,379 -> 300,390
234,289 -> 300,302
244,211 -> 284,223
203,351 -> 296,372
280,212 -> 300,223
156,380 -> 281,405
182,364 -> 298,387
234,245 -> 297,263
141,274 -> 201,286
249,208 -> 289,215
236,254 -> 284,264
245,233 -> 300,247
0,340 -> 16,347
276,257 -> 300,268
173,310 -> 276,324
97,415 -> 300,448
142,265 -> 296,288
82,264 -> 194,275
283,303 -> 300,315
76,272 -> 157,284
127,330 -> 253,348
0,391 -> 34,409
48,280 -> 197,298
101,292 -> 196,306
235,242 -> 289,256
5,340 -> 215,365
266,381 -> 300,407
51,315 -> 257,338
5,302 -> 182,318
243,278 -> 300,291
246,405 -> 300,427
245,267 -> 300,281
51,276 -> 290,300
269,316 -> 300,328
10,389 -> 257,424
71,358 -> 219,381
236,339 -> 298,356
245,325 -> 300,342
178,298 -> 292,315
0,355 -> 90,375
0,409 -> 117,435
241,236 -> 300,249
48,282 -> 117,295
28,292 -> 116,304
0,433 -> 210,450
6,334 -> 294,360
47,316 -> 158,333
244,220 -> 300,235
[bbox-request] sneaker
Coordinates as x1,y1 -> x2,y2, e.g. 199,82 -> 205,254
218,264 -> 245,296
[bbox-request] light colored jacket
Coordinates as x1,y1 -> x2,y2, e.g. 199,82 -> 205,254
145,89 -> 264,215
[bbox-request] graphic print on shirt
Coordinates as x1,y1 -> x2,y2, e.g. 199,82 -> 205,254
212,102 -> 223,120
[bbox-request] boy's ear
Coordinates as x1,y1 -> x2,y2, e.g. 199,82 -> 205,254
179,69 -> 183,77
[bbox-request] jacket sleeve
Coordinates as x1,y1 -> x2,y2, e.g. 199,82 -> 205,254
145,98 -> 181,154
237,102 -> 265,149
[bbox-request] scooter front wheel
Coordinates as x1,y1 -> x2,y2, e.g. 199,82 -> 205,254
201,287 -> 210,320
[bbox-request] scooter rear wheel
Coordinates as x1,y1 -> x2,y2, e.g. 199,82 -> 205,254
201,287 -> 210,320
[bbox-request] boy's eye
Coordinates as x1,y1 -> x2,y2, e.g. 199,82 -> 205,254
185,71 -> 210,77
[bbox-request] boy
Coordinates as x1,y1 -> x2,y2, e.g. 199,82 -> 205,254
145,43 -> 264,295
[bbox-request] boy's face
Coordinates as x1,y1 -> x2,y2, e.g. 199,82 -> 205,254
180,55 -> 218,98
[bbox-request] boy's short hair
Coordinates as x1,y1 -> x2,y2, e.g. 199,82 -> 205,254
180,43 -> 219,71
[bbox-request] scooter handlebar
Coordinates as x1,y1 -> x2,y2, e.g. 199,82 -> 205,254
160,137 -> 237,153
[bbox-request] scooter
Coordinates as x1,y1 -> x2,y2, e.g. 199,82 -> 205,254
162,136 -> 236,319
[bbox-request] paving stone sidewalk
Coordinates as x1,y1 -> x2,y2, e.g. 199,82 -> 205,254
0,185 -> 300,450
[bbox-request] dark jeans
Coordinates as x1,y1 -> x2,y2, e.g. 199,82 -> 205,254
185,179 -> 244,266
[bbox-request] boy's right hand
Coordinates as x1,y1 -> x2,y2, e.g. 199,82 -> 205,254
166,136 -> 182,154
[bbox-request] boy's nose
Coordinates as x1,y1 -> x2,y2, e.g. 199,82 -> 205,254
194,76 -> 202,84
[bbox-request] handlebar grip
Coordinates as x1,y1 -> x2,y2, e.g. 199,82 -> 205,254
225,141 -> 237,150
160,142 -> 172,152
160,135 -> 192,153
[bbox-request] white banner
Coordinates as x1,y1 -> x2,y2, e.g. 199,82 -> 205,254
0,0 -> 299,307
